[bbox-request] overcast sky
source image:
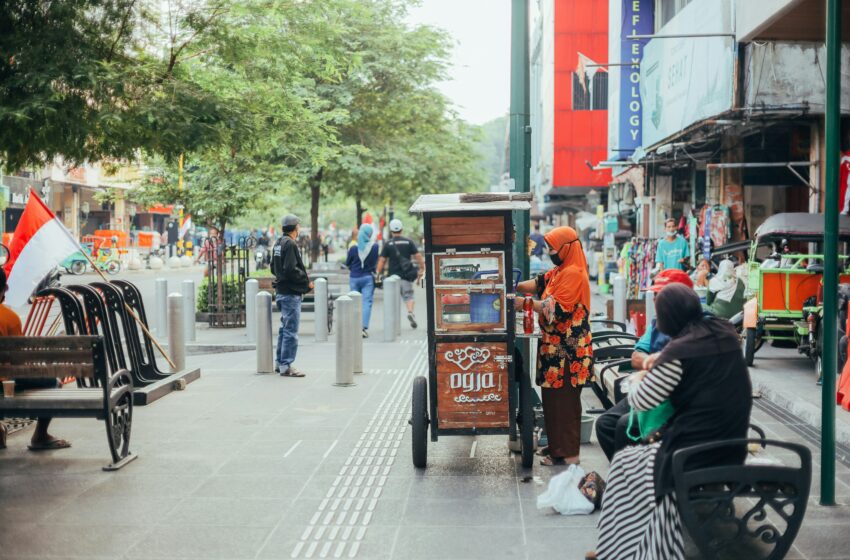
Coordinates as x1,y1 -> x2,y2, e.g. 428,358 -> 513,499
406,0 -> 512,125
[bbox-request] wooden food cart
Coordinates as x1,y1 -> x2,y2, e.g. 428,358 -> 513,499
409,194 -> 535,469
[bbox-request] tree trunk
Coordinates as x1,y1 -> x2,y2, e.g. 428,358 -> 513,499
309,168 -> 323,264
355,198 -> 364,226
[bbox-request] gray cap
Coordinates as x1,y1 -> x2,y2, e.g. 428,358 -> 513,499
281,214 -> 301,230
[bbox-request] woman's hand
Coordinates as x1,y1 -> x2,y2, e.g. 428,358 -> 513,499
641,352 -> 661,371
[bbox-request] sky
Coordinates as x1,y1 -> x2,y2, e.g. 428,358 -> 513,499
406,0 -> 512,125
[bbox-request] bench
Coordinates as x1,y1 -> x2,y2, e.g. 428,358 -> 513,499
0,336 -> 136,471
673,438 -> 811,560
589,334 -> 638,410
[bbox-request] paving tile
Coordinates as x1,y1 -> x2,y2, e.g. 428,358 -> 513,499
190,474 -> 308,500
44,495 -> 180,525
391,526 -> 526,559
124,525 -> 271,559
0,523 -> 151,558
401,497 -> 521,527
161,497 -> 290,527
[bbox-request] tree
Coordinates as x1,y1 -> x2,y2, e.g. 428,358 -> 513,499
0,0 -> 237,171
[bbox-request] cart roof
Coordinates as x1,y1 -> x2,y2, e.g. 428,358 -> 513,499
409,193 -> 532,214
754,213 -> 850,241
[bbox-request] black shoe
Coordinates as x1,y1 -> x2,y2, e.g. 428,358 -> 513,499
274,364 -> 280,374
408,312 -> 417,329
362,328 -> 369,338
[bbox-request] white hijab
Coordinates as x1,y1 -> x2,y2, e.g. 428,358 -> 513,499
709,259 -> 738,302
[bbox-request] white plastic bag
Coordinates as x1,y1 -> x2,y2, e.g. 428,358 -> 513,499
536,464 -> 595,516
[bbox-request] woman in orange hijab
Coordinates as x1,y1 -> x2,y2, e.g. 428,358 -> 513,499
515,226 -> 592,465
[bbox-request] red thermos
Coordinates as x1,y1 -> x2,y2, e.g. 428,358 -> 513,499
523,297 -> 534,334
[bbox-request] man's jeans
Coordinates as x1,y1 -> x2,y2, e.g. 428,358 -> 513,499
349,275 -> 375,329
276,294 -> 302,369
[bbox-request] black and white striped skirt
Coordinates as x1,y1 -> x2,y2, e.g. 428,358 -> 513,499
596,442 -> 684,560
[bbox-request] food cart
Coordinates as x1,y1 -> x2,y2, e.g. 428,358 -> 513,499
408,193 -> 535,469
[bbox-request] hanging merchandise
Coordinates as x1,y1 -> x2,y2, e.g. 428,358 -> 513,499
709,204 -> 732,249
623,238 -> 658,299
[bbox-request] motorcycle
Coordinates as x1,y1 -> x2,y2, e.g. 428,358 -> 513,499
255,244 -> 269,270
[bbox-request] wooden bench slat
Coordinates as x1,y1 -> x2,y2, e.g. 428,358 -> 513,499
0,336 -> 98,351
0,349 -> 96,365
0,365 -> 95,378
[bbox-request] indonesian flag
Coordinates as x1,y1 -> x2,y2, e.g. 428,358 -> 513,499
179,214 -> 193,239
3,189 -> 80,307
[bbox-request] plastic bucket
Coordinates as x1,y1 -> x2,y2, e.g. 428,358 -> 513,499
580,414 -> 595,444
470,293 -> 501,323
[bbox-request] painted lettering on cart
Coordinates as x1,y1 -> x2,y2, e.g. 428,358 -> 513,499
444,346 -> 491,371
449,372 -> 502,404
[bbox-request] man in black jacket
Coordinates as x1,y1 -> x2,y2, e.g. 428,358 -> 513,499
271,214 -> 313,376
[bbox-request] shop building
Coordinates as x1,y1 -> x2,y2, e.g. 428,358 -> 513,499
530,0 -> 612,221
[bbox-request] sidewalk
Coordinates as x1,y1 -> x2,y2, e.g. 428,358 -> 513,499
1,286 -> 849,559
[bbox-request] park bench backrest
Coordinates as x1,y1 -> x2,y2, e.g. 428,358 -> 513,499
0,336 -> 107,380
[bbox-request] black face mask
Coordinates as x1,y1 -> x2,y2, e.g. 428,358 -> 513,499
550,252 -> 563,266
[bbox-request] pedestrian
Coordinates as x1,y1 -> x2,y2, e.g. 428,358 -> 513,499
705,259 -> 746,319
589,284 -> 751,560
0,268 -> 70,451
346,223 -> 379,338
514,226 -> 592,466
376,219 -> 424,329
594,268 -> 693,461
270,214 -> 313,377
529,223 -> 546,258
655,217 -> 690,271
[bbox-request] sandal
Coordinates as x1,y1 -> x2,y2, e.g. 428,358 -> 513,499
27,437 -> 71,451
280,366 -> 306,378
535,446 -> 551,457
539,456 -> 566,466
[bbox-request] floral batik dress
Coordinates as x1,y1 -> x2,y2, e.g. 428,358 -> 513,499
535,296 -> 594,389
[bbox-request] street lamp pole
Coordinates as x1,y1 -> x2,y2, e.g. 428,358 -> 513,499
510,0 -> 530,280
821,0 -> 841,506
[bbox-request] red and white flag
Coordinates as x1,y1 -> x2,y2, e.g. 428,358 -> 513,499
3,189 -> 80,307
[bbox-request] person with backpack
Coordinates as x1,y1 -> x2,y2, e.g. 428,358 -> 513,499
270,214 -> 313,377
376,219 -> 424,328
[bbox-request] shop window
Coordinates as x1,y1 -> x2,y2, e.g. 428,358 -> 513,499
572,73 -> 590,110
592,72 -> 608,110
655,0 -> 693,31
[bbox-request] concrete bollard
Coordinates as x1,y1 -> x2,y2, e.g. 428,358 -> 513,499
395,275 -> 403,337
182,279 -> 196,342
256,292 -> 274,373
154,278 -> 168,335
245,279 -> 259,343
334,296 -> 355,386
167,293 -> 186,373
348,290 -> 363,374
314,278 -> 328,342
645,288 -> 655,330
383,276 -> 399,342
612,274 -> 627,325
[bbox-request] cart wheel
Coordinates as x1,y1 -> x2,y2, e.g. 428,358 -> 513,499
518,372 -> 535,469
411,376 -> 428,469
744,328 -> 757,366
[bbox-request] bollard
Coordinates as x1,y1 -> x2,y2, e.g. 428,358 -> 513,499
256,292 -> 274,373
182,279 -> 196,342
645,288 -> 655,330
314,278 -> 328,342
383,276 -> 399,342
335,296 -> 355,386
154,278 -> 168,336
167,293 -> 186,373
391,275 -> 402,337
612,274 -> 627,325
348,290 -> 363,374
245,279 -> 259,343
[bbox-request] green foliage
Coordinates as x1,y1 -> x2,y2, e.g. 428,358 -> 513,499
196,275 -> 242,314
476,116 -> 509,188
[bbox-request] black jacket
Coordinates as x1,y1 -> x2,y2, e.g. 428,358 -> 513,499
271,236 -> 311,295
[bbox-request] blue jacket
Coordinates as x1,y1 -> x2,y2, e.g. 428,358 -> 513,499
345,245 -> 378,278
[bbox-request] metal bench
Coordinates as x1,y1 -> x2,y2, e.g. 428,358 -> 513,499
0,336 -> 136,471
673,438 -> 811,560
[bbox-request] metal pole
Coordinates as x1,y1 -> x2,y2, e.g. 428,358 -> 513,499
167,293 -> 186,373
245,279 -> 259,343
314,278 -> 328,342
182,279 -> 196,342
383,276 -> 399,342
613,275 -> 627,325
335,296 -> 355,386
510,0 -> 531,281
154,278 -> 168,335
348,290 -> 363,374
256,292 -> 274,373
821,0 -> 842,506
645,288 -> 655,330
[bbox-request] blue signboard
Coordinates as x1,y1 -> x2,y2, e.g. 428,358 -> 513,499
618,0 -> 653,158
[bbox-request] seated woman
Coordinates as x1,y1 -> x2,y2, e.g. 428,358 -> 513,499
705,259 -> 745,319
589,283 -> 751,560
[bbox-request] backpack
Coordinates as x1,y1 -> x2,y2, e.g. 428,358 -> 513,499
388,239 -> 419,282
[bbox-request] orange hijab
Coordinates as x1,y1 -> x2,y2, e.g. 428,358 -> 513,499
542,226 -> 591,310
